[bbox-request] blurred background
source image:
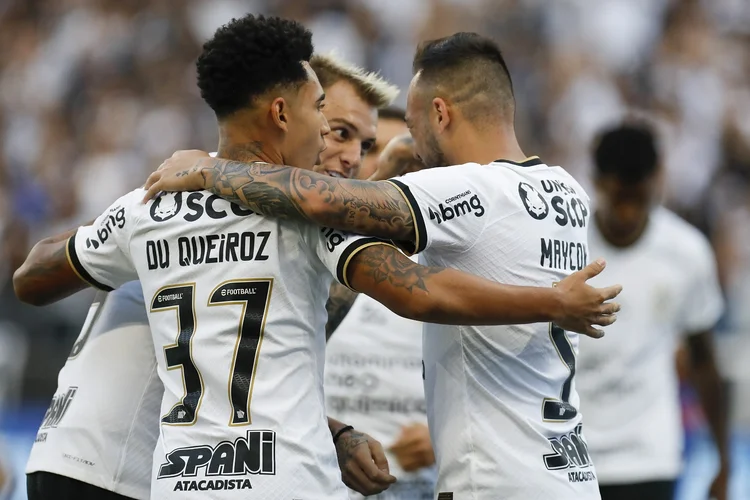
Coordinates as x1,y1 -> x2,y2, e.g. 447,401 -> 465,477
0,0 -> 748,498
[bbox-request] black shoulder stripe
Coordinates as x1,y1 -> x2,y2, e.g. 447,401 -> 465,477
335,238 -> 387,288
387,179 -> 427,254
67,233 -> 114,292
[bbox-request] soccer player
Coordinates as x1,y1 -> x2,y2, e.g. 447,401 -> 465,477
25,282 -> 160,500
21,50 -> 403,500
575,123 -> 728,500
15,21 -> 619,500
145,32 -> 618,498
309,53 -> 398,180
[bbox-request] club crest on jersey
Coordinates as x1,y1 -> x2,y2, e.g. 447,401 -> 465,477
151,192 -> 183,222
518,182 -> 549,220
158,430 -> 276,479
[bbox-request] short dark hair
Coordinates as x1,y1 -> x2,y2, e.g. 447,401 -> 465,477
412,32 -> 514,122
593,123 -> 660,183
197,15 -> 314,118
378,106 -> 406,122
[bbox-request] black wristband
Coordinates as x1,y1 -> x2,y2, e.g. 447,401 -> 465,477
332,425 -> 354,445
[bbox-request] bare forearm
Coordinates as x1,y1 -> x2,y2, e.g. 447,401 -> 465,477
195,158 -> 415,241
13,227 -> 88,306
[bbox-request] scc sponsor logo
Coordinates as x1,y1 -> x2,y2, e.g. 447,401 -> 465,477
149,192 -> 255,223
518,180 -> 589,228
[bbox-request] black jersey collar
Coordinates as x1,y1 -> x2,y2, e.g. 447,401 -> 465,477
493,156 -> 543,167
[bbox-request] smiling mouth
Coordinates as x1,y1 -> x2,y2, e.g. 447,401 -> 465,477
324,170 -> 347,179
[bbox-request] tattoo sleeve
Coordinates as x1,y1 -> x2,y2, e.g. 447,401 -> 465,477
198,159 -> 415,241
325,283 -> 358,341
347,243 -> 559,325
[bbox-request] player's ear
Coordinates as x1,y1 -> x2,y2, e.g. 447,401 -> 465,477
271,97 -> 289,132
432,97 -> 451,133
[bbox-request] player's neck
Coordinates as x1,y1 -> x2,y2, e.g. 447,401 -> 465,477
448,125 -> 526,166
594,210 -> 650,248
216,124 -> 284,165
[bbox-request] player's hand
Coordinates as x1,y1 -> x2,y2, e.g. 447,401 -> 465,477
368,134 -> 423,181
553,259 -> 622,338
335,428 -> 397,495
389,423 -> 435,472
709,460 -> 729,500
142,149 -> 211,202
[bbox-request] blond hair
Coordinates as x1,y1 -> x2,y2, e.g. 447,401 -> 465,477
311,53 -> 399,109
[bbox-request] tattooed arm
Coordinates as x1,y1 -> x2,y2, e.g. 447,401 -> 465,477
328,417 -> 396,495
325,283 -> 358,341
13,226 -> 90,306
144,152 -> 416,242
347,244 -> 620,336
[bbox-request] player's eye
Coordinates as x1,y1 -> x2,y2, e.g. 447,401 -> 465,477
318,102 -> 326,111
361,141 -> 375,156
332,128 -> 348,141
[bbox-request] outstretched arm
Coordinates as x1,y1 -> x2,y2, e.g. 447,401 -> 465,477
346,244 -> 621,338
143,151 -> 416,242
13,226 -> 91,306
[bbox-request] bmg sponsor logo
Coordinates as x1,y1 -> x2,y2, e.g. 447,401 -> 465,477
321,227 -> 346,252
428,193 -> 485,224
86,206 -> 126,249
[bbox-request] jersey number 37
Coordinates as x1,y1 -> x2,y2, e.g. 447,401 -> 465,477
150,279 -> 273,426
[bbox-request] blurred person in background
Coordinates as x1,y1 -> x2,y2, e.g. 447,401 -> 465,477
576,122 -> 728,500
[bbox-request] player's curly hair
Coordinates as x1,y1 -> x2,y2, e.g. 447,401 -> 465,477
197,15 -> 314,118
594,123 -> 659,183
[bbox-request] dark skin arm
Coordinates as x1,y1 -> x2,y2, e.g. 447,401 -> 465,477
684,331 -> 730,500
325,282 -> 358,341
13,225 -> 91,306
144,152 -> 416,242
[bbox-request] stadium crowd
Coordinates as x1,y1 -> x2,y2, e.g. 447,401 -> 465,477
0,0 -> 749,498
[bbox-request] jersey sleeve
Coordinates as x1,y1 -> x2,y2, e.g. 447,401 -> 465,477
68,191 -> 143,291
309,226 -> 391,289
680,237 -> 724,335
386,164 -> 489,254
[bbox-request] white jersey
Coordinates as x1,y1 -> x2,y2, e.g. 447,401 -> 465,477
26,281 -> 160,499
325,287 -> 436,500
67,187 -> 379,499
389,157 -> 599,500
576,207 -> 724,484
